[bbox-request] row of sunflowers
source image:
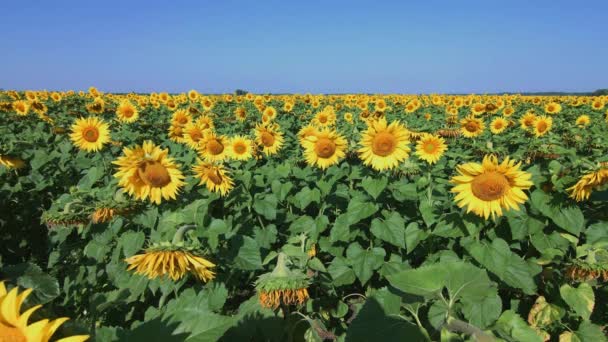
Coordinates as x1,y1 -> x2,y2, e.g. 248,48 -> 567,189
1,88 -> 607,341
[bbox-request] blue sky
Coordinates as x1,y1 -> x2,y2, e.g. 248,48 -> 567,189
1,0 -> 607,93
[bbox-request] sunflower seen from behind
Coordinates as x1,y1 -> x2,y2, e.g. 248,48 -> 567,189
113,140 -> 185,204
69,117 -> 110,152
451,155 -> 533,219
302,128 -> 347,169
192,160 -> 234,196
358,117 -> 410,171
255,123 -> 284,156
415,133 -> 447,164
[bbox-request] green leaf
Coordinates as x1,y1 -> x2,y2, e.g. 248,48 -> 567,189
253,193 -> 278,220
345,297 -> 426,342
419,200 -> 439,227
505,208 -> 545,240
361,176 -> 388,200
289,215 -> 315,234
560,283 -> 595,320
119,231 -> 146,257
345,198 -> 378,224
328,257 -> 356,286
346,243 -> 385,285
1,263 -> 60,304
461,291 -> 502,329
330,214 -> 351,242
271,179 -> 293,201
531,190 -> 584,235
495,310 -> 542,342
405,222 -> 427,253
293,186 -> 321,210
574,321 -> 607,342
386,263 -> 446,297
463,238 -> 541,295
370,212 -> 406,248
232,236 -> 262,270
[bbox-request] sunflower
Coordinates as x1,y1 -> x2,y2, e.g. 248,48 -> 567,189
195,115 -> 215,131
126,248 -> 215,282
201,97 -> 214,111
182,123 -> 207,149
255,124 -> 284,156
471,103 -> 486,116
227,135 -> 254,161
415,133 -> 447,164
283,102 -> 294,112
520,112 -> 537,130
575,115 -> 590,127
344,112 -> 354,123
297,124 -> 319,147
86,97 -> 105,114
591,99 -> 604,111
168,123 -> 186,143
12,100 -> 29,116
255,253 -> 310,310
171,109 -> 192,126
187,89 -> 199,102
262,106 -> 277,120
490,117 -> 508,134
116,100 -> 139,123
113,141 -> 185,204
0,282 -> 89,342
544,102 -> 561,114
0,155 -> 25,170
69,117 -> 111,152
198,131 -> 229,162
460,117 -> 485,138
313,109 -> 336,127
567,168 -> 608,201
302,129 -> 347,169
192,160 -> 234,196
51,92 -> 63,102
502,106 -> 515,117
358,118 -> 410,171
234,107 -> 247,122
533,116 -> 553,137
30,101 -> 48,116
451,155 -> 533,219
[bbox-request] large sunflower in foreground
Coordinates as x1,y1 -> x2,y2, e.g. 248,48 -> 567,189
115,100 -> 139,123
451,155 -> 533,219
302,129 -> 347,169
0,282 -> 89,342
567,168 -> 608,201
255,124 -> 284,156
415,133 -> 447,164
192,160 -> 234,196
113,141 -> 185,204
460,117 -> 485,138
69,117 -> 111,152
358,118 -> 410,171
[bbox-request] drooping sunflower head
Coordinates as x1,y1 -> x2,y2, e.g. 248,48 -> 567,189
113,141 -> 185,204
255,124 -> 284,156
575,115 -> 591,127
451,155 -> 533,219
490,117 -> 508,134
460,117 -> 485,138
533,116 -> 553,137
255,253 -> 310,310
567,168 -> 608,202
302,129 -> 347,169
0,282 -> 90,342
69,117 -> 111,152
0,155 -> 26,170
126,244 -> 215,282
198,131 -> 229,162
192,160 -> 234,196
227,135 -> 254,161
116,100 -> 139,123
415,133 -> 447,165
358,118 -> 411,171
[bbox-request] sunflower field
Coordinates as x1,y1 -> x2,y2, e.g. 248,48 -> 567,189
1,88 -> 608,342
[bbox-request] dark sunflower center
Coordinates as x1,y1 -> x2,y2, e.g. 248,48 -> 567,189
189,130 -> 202,142
82,127 -> 100,142
372,132 -> 396,156
206,169 -> 223,185
548,105 -> 555,111
207,139 -> 224,155
178,117 -> 188,125
261,132 -> 275,147
234,142 -> 247,154
485,104 -> 496,111
494,122 -> 504,129
319,115 -> 328,123
0,322 -> 27,342
465,121 -> 479,132
537,121 -> 548,133
138,161 -> 171,188
315,138 -> 336,158
471,171 -> 510,201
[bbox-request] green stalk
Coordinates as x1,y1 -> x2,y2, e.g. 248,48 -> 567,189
172,224 -> 197,244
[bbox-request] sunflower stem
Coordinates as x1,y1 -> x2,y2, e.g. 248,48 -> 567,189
272,252 -> 291,277
172,224 -> 197,244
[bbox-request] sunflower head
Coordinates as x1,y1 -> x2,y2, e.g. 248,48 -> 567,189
533,116 -> 553,137
460,117 -> 485,138
415,133 -> 447,164
192,160 -> 234,196
116,100 -> 139,123
227,136 -> 254,161
302,129 -> 347,169
575,115 -> 590,127
255,124 -> 284,156
490,117 -> 508,134
358,118 -> 411,171
198,132 -> 228,162
69,117 -> 111,152
451,155 -> 533,219
0,155 -> 26,170
255,253 -> 310,309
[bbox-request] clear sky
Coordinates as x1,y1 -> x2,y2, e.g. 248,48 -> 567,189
1,0 -> 607,94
